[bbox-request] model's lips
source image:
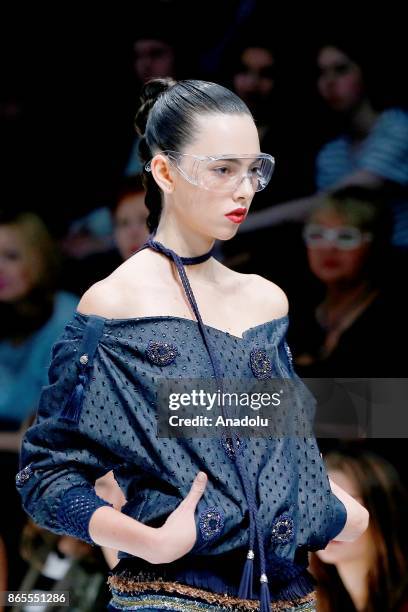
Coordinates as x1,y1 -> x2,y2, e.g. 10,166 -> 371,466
225,208 -> 247,224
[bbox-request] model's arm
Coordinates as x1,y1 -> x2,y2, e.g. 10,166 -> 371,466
328,477 -> 369,542
89,471 -> 208,564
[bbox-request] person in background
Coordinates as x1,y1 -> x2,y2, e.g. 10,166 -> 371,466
238,36 -> 408,250
61,177 -> 149,296
0,210 -> 78,430
229,38 -> 315,208
287,186 -> 406,378
124,31 -> 179,177
310,445 -> 408,611
221,38 -> 317,284
112,175 -> 149,260
0,210 -> 77,594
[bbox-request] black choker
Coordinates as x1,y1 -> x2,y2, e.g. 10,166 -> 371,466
145,236 -> 214,265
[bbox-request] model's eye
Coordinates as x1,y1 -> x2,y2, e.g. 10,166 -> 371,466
250,165 -> 262,176
213,166 -> 232,176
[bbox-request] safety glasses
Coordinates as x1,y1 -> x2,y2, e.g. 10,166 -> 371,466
145,151 -> 275,193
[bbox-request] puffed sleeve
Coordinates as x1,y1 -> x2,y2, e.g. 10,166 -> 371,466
280,328 -> 348,546
16,315 -> 122,545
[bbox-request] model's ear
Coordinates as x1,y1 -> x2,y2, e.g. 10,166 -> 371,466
150,154 -> 175,193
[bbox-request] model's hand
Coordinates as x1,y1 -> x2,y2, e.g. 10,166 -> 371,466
147,471 -> 208,564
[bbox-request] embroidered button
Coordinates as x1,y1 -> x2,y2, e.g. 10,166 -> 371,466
79,354 -> 89,365
221,433 -> 244,460
16,463 -> 34,487
250,348 -> 272,379
146,340 -> 179,366
199,506 -> 224,541
270,513 -> 295,545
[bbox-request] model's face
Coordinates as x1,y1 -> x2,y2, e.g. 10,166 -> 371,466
114,192 -> 149,260
0,225 -> 38,302
164,113 -> 261,241
306,210 -> 372,285
317,46 -> 365,112
134,39 -> 175,83
233,48 -> 275,111
316,469 -> 373,564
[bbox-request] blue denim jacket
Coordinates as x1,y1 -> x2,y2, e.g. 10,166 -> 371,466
16,312 -> 346,581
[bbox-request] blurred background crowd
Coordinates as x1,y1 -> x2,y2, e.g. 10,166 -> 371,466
1,2 -> 407,610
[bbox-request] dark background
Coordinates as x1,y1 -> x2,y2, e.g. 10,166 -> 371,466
1,2 -> 406,234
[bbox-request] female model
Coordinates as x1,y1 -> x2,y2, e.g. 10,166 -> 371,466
17,78 -> 368,611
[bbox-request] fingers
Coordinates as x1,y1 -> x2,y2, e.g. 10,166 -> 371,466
179,471 -> 207,511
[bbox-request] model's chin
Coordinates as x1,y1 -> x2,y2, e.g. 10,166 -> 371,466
213,222 -> 242,242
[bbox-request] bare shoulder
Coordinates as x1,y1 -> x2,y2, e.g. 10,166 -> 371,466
77,250 -> 155,318
77,277 -> 127,318
232,270 -> 289,320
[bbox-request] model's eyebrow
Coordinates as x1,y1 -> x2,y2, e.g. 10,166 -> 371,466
210,157 -> 241,165
210,157 -> 261,166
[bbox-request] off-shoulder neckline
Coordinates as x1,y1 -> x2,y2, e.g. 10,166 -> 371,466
73,310 -> 289,342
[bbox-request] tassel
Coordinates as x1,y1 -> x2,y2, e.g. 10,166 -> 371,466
260,575 -> 271,612
59,359 -> 88,424
238,549 -> 254,599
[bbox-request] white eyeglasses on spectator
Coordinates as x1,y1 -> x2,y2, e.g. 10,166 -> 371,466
303,224 -> 373,250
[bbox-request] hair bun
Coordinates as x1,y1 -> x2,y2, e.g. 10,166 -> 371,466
134,77 -> 177,137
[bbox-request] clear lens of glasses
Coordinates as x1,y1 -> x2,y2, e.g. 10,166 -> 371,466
303,224 -> 373,250
146,152 -> 275,193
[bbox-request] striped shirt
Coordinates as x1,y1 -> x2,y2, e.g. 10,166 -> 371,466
316,108 -> 408,247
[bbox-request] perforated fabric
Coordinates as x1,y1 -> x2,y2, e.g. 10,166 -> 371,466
17,312 -> 346,566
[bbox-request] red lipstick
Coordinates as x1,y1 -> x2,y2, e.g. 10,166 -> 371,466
225,208 -> 247,224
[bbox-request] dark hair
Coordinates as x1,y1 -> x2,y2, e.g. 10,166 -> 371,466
134,78 -> 252,232
314,34 -> 401,112
310,445 -> 408,611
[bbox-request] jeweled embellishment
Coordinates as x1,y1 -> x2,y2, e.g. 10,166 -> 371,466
284,341 -> 293,366
270,513 -> 295,544
145,340 -> 179,366
199,506 -> 224,541
16,463 -> 33,487
221,433 -> 244,459
249,348 -> 272,379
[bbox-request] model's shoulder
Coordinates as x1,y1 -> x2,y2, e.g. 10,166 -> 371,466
251,274 -> 289,317
222,265 -> 288,319
77,250 -> 163,319
77,277 -> 127,319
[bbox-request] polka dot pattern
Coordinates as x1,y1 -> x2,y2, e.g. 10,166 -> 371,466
17,312 -> 347,561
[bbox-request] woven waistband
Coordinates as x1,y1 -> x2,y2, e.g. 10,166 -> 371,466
107,574 -> 316,611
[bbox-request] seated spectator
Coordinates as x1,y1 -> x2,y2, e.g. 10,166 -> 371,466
125,30 -> 179,177
229,38 -> 316,208
221,38 -> 317,283
0,210 -> 78,430
112,175 -> 149,260
310,445 -> 408,611
61,176 -> 149,296
239,37 -> 408,250
0,210 -> 77,593
287,186 -> 407,378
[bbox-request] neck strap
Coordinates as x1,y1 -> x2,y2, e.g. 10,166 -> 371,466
145,235 -> 214,265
